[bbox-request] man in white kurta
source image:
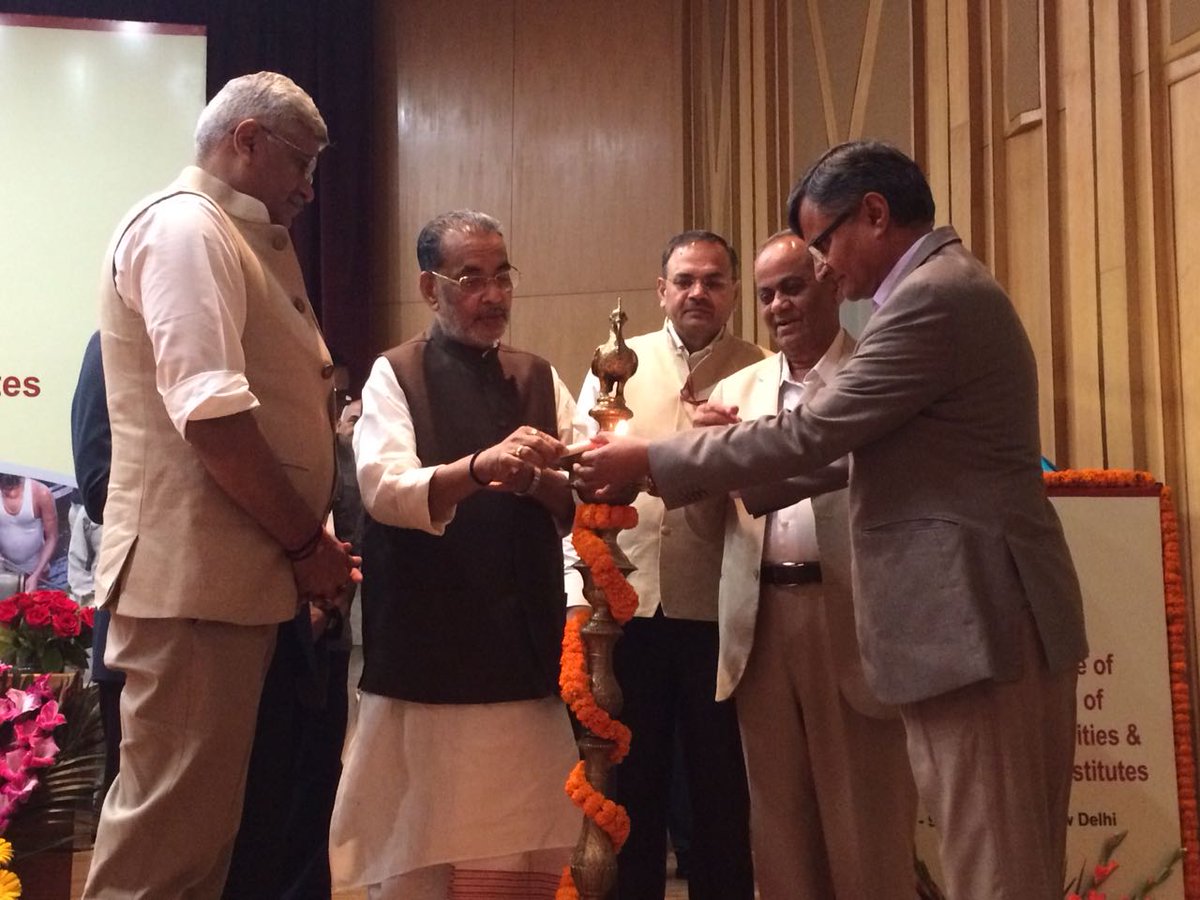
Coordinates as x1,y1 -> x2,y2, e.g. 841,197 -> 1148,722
330,211 -> 579,900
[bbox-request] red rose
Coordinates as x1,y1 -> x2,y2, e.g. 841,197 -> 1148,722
47,593 -> 78,615
51,611 -> 81,639
80,606 -> 96,629
0,598 -> 19,624
14,592 -> 36,611
23,604 -> 51,627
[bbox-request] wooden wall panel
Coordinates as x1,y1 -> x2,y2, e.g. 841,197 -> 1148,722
1054,0 -> 1103,468
374,0 -> 515,351
1170,0 -> 1200,45
788,4 -> 835,175
512,1 -> 682,298
1170,66 -> 1200,686
1004,127 -> 1056,452
1093,1 -> 1138,468
1005,0 -> 1042,121
373,1 -> 683,394
860,0 -> 914,151
510,290 -> 663,394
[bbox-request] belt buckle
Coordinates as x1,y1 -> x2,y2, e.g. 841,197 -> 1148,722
761,561 -> 822,586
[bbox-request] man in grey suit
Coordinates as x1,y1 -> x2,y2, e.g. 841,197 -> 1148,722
575,141 -> 1087,900
694,231 -> 916,898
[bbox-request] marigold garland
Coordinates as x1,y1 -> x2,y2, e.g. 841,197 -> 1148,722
558,504 -> 640,900
559,611 -> 631,761
1044,469 -> 1199,896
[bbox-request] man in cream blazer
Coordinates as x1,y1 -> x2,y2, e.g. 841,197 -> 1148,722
577,143 -> 1086,900
695,232 -> 915,898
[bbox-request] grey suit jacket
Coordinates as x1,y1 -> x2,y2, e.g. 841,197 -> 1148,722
650,227 -> 1087,704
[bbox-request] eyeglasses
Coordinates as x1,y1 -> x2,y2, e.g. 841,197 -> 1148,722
756,276 -> 810,306
805,205 -> 856,269
668,274 -> 734,293
429,267 -> 521,296
261,126 -> 319,183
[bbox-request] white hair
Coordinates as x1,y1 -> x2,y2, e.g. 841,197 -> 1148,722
194,71 -> 328,160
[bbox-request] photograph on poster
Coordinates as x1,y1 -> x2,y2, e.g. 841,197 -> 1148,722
0,471 -> 75,598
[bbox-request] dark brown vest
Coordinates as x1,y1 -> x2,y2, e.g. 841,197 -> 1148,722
359,326 -> 565,703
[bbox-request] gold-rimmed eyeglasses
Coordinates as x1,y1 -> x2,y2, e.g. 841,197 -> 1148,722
261,126 -> 319,184
805,206 -> 856,270
429,267 -> 521,296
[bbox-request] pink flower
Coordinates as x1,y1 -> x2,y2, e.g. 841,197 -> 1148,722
22,733 -> 59,768
1,688 -> 39,719
34,699 -> 64,732
26,674 -> 55,701
2,772 -> 38,805
0,749 -> 31,783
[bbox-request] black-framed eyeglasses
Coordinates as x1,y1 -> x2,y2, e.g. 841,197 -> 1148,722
261,126 -> 319,184
429,267 -> 521,296
805,205 -> 856,269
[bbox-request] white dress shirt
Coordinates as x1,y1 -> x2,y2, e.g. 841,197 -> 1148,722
111,166 -> 266,437
761,330 -> 848,564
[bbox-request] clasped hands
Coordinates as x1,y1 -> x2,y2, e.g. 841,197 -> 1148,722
293,529 -> 361,611
470,426 -> 566,494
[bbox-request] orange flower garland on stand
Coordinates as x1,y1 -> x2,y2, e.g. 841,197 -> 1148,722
557,503 -> 639,900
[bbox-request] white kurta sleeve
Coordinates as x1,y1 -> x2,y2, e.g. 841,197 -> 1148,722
353,356 -> 454,535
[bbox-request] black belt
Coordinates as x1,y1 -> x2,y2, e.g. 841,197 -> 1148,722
760,562 -> 822,586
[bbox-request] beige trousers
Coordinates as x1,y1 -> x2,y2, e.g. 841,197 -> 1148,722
901,609 -> 1078,900
82,614 -> 276,900
736,584 -> 918,900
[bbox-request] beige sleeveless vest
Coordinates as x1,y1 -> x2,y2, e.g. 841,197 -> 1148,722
96,168 -> 335,625
618,326 -> 766,620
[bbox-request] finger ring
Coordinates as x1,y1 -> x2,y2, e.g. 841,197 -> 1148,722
526,427 -> 538,437
517,445 -> 529,459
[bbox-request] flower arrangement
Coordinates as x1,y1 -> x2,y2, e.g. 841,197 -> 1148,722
0,666 -> 63,833
0,838 -> 21,898
1064,830 -> 1184,899
0,591 -> 95,673
557,504 -> 639,900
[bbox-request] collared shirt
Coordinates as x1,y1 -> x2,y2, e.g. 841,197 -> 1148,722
761,330 -> 848,564
870,228 -> 942,310
112,166 -> 266,437
572,318 -> 725,439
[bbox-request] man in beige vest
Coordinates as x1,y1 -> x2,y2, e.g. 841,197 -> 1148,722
84,72 -> 358,899
694,232 -> 916,898
568,230 -> 763,898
